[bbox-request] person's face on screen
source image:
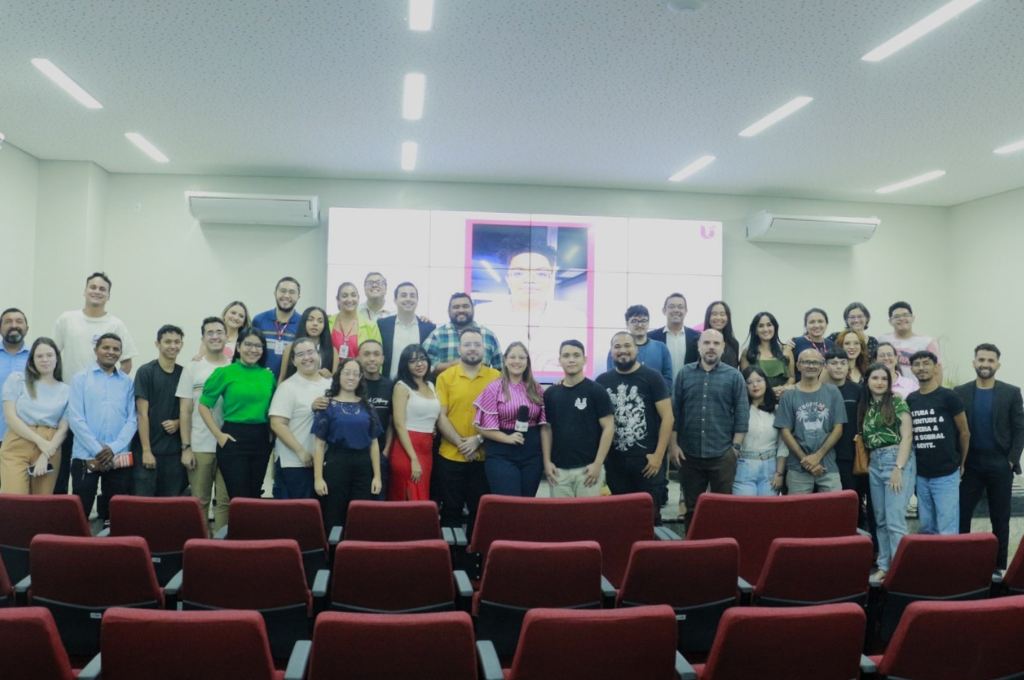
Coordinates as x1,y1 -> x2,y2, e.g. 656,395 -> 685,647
448,297 -> 474,327
337,285 -> 359,314
364,274 -> 387,301
359,342 -> 384,377
610,333 -> 637,371
395,285 -> 419,314
94,338 -> 122,370
974,350 -> 1000,380
755,315 -> 776,343
506,253 -> 555,303
708,304 -> 728,331
699,331 -> 723,367
276,281 -> 300,313
84,277 -> 111,309
559,345 -> 585,378
458,332 -> 484,366
663,297 -> 687,328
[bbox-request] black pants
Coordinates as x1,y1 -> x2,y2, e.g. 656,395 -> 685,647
133,452 -> 188,497
606,455 -> 665,526
55,432 -> 74,494
216,422 -> 271,500
70,459 -> 132,519
319,445 -> 374,529
837,458 -> 878,551
678,452 -> 737,528
435,455 -> 489,538
960,449 -> 1014,569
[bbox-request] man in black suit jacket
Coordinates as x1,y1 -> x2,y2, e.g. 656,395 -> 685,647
955,343 -> 1024,571
647,293 -> 700,384
378,282 -> 436,380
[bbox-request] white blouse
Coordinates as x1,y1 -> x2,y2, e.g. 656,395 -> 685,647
741,405 -> 788,458
397,381 -> 440,433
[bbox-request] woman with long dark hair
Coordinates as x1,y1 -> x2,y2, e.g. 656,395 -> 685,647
389,344 -> 440,501
313,358 -> 382,527
858,362 -> 914,582
279,306 -> 338,383
740,312 -> 794,397
734,365 -> 788,496
704,301 -> 739,368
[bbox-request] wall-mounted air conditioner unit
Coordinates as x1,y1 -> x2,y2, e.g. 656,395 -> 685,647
185,192 -> 320,227
745,211 -> 880,246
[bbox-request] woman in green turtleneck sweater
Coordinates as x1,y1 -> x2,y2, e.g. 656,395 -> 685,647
200,327 -> 276,500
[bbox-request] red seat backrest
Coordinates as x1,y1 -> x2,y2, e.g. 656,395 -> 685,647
101,607 -> 278,680
468,493 -> 655,588
755,535 -> 873,603
700,603 -> 866,680
331,539 -> 454,611
687,491 -> 859,583
617,538 -> 739,608
182,538 -> 311,610
343,500 -> 442,541
226,498 -> 328,552
477,540 -> 603,610
0,607 -> 75,680
0,495 -> 90,547
30,535 -> 163,607
878,596 -> 1024,680
309,611 -> 478,680
884,533 -> 997,597
507,605 -> 678,680
109,496 -> 207,553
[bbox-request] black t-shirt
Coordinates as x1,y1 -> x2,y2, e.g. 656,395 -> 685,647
906,387 -> 965,478
132,359 -> 184,456
363,376 -> 394,452
595,365 -> 670,459
543,378 -> 614,469
835,380 -> 863,462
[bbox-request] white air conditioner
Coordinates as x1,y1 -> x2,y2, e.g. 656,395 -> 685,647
745,211 -> 879,246
185,192 -> 320,227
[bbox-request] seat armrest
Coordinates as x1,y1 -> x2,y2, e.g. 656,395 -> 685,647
601,575 -> 618,607
164,570 -> 183,598
860,654 -> 878,675
676,651 -> 697,680
476,640 -> 504,680
737,576 -> 753,606
868,575 -> 883,590
78,653 -> 102,680
14,575 -> 31,595
328,525 -> 342,547
213,525 -> 228,540
454,569 -> 474,606
453,527 -> 468,547
283,640 -> 312,680
96,527 -> 111,538
856,527 -> 871,539
312,569 -> 330,599
993,572 -> 1005,585
655,526 -> 682,541
442,526 -> 455,547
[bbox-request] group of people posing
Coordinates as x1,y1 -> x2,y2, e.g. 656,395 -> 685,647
1,274 -> 1021,581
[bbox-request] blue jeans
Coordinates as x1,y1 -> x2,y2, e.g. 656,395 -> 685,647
733,456 -> 778,496
483,428 -> 544,498
869,446 -> 916,572
916,470 -> 960,535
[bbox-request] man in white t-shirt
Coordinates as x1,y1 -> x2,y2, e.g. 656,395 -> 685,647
877,301 -> 943,384
269,337 -> 331,499
176,316 -> 230,532
52,272 -> 139,497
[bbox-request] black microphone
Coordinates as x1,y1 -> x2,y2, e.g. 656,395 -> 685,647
515,405 -> 530,433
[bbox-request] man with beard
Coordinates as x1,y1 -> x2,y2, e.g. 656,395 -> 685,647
423,293 -> 502,377
0,308 -> 30,441
596,332 -> 673,523
435,329 -> 499,537
251,276 -> 302,376
956,344 -> 1024,573
132,325 -> 186,497
670,329 -> 748,528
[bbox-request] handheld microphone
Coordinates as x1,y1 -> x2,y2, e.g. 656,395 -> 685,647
515,405 -> 530,433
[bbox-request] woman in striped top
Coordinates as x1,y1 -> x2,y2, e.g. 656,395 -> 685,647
474,341 -> 548,497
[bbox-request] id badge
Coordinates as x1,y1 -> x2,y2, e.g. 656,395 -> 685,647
339,343 -> 349,358
274,339 -> 284,355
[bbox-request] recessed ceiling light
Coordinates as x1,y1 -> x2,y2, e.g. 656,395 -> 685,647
875,170 -> 945,194
401,142 -> 418,171
669,155 -> 716,182
862,0 -> 986,62
409,0 -> 434,31
125,133 -> 169,163
738,97 -> 813,137
994,138 -> 1024,155
31,58 -> 103,109
403,73 -> 426,120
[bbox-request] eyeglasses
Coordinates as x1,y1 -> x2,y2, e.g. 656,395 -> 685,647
798,360 -> 824,367
241,341 -> 263,350
339,371 -> 362,378
508,269 -> 554,281
745,377 -> 765,385
890,313 -> 912,320
365,279 -> 386,287
627,318 -> 650,327
846,314 -> 866,321
204,330 -> 225,337
408,357 -> 428,365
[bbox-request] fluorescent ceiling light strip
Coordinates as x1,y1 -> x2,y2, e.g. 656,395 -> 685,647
862,0 -> 986,62
401,141 -> 418,171
125,133 -> 169,163
409,0 -> 434,31
738,97 -> 813,137
875,170 -> 945,194
994,138 -> 1024,155
669,155 -> 716,182
31,58 -> 103,109
403,73 -> 426,120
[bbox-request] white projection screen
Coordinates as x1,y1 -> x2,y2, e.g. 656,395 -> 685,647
327,208 -> 723,380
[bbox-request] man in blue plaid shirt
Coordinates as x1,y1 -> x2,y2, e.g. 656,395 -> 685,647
423,293 -> 502,377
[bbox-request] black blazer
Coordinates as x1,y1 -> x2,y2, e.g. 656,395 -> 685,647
954,380 -> 1024,472
379,315 -> 437,379
648,326 -> 701,366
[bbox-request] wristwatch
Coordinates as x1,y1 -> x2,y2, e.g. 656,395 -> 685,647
895,463 -> 905,470
476,434 -> 484,445
730,443 -> 741,451
181,443 -> 192,451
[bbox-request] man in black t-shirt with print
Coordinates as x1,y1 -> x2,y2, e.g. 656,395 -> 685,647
359,340 -> 394,500
542,340 -> 615,498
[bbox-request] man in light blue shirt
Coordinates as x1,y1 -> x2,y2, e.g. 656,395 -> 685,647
0,308 -> 30,441
67,333 -> 137,522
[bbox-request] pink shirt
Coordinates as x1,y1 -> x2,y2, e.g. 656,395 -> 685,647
474,380 -> 546,431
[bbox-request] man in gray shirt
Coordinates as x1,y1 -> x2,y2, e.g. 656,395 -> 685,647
775,349 -> 846,494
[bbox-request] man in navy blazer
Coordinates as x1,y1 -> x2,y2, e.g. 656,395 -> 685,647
955,343 -> 1024,571
647,293 -> 700,386
378,282 -> 436,380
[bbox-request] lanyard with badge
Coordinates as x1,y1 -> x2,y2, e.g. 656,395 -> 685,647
273,320 -> 288,355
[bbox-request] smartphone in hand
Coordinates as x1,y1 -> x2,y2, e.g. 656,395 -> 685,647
27,462 -> 55,475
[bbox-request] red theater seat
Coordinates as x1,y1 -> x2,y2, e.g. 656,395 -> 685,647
0,494 -> 90,585
107,496 -> 208,586
343,499 -> 458,544
753,535 -> 873,607
0,607 -> 76,680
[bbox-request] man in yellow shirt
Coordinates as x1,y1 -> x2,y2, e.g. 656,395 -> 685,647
436,328 -> 500,537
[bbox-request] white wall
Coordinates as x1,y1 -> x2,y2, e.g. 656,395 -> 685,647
0,144 -> 39,322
